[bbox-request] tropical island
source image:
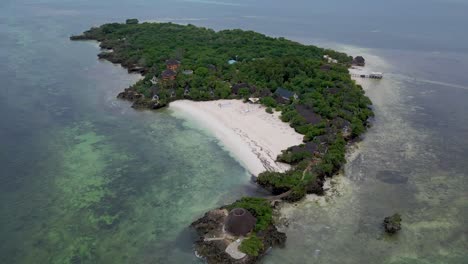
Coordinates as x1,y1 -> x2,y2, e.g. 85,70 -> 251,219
71,19 -> 374,263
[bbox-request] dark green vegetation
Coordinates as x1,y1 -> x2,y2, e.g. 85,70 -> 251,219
71,21 -> 373,260
239,234 -> 264,257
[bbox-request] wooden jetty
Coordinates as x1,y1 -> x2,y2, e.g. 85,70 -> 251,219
351,72 -> 383,79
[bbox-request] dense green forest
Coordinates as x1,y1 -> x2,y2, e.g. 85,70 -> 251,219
71,19 -> 373,209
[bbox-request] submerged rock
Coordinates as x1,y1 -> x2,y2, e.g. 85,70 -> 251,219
376,170 -> 408,184
352,56 -> 365,66
383,213 -> 402,234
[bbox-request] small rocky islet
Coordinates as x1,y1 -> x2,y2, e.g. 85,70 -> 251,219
383,213 -> 402,234
71,19 -> 378,263
191,199 -> 286,263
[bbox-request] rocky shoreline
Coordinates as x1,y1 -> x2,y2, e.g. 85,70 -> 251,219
116,87 -> 161,109
191,207 -> 286,264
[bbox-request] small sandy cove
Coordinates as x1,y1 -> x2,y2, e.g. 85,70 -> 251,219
170,100 -> 304,175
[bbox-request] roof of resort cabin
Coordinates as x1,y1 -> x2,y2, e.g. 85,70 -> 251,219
274,87 -> 296,99
161,69 -> 177,78
166,59 -> 180,66
224,208 -> 256,236
248,98 -> 260,103
228,59 -> 237,65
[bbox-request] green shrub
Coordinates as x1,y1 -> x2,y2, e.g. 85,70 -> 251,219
277,150 -> 311,164
286,184 -> 307,202
314,136 -> 346,176
260,96 -> 277,108
239,235 -> 264,256
257,170 -> 303,193
265,107 -> 273,114
237,87 -> 249,98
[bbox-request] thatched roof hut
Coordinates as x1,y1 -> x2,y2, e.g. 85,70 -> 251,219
166,59 -> 180,67
224,208 -> 256,236
161,69 -> 177,80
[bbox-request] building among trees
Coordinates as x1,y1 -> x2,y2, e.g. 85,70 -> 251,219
161,69 -> 176,80
166,59 -> 181,71
224,208 -> 257,236
274,87 -> 298,102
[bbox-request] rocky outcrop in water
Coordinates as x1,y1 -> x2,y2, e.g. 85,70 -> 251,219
376,171 -> 408,184
383,213 -> 402,234
117,88 -> 162,109
191,208 -> 286,264
352,56 -> 365,66
117,88 -> 144,101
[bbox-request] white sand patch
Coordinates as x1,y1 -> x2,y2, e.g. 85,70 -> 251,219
170,100 -> 304,176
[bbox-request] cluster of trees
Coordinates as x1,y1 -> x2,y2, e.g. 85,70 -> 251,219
239,235 -> 264,257
258,135 -> 346,202
277,149 -> 312,164
72,21 -> 373,204
71,22 -> 357,104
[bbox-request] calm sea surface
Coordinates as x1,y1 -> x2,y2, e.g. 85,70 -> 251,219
1,0 -> 467,263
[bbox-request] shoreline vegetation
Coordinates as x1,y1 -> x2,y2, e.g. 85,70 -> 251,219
71,19 -> 374,263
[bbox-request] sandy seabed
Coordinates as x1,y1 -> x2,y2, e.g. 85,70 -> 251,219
170,100 -> 304,176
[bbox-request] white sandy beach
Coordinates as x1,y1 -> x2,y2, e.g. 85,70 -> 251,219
170,100 -> 304,176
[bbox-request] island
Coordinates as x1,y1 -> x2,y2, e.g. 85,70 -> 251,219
71,19 -> 374,263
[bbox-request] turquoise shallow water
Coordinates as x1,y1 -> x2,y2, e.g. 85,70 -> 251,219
0,49 -> 257,262
1,0 -> 468,263
0,6 -> 256,262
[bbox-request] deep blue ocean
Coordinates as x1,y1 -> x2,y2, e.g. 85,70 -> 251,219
1,0 -> 467,263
